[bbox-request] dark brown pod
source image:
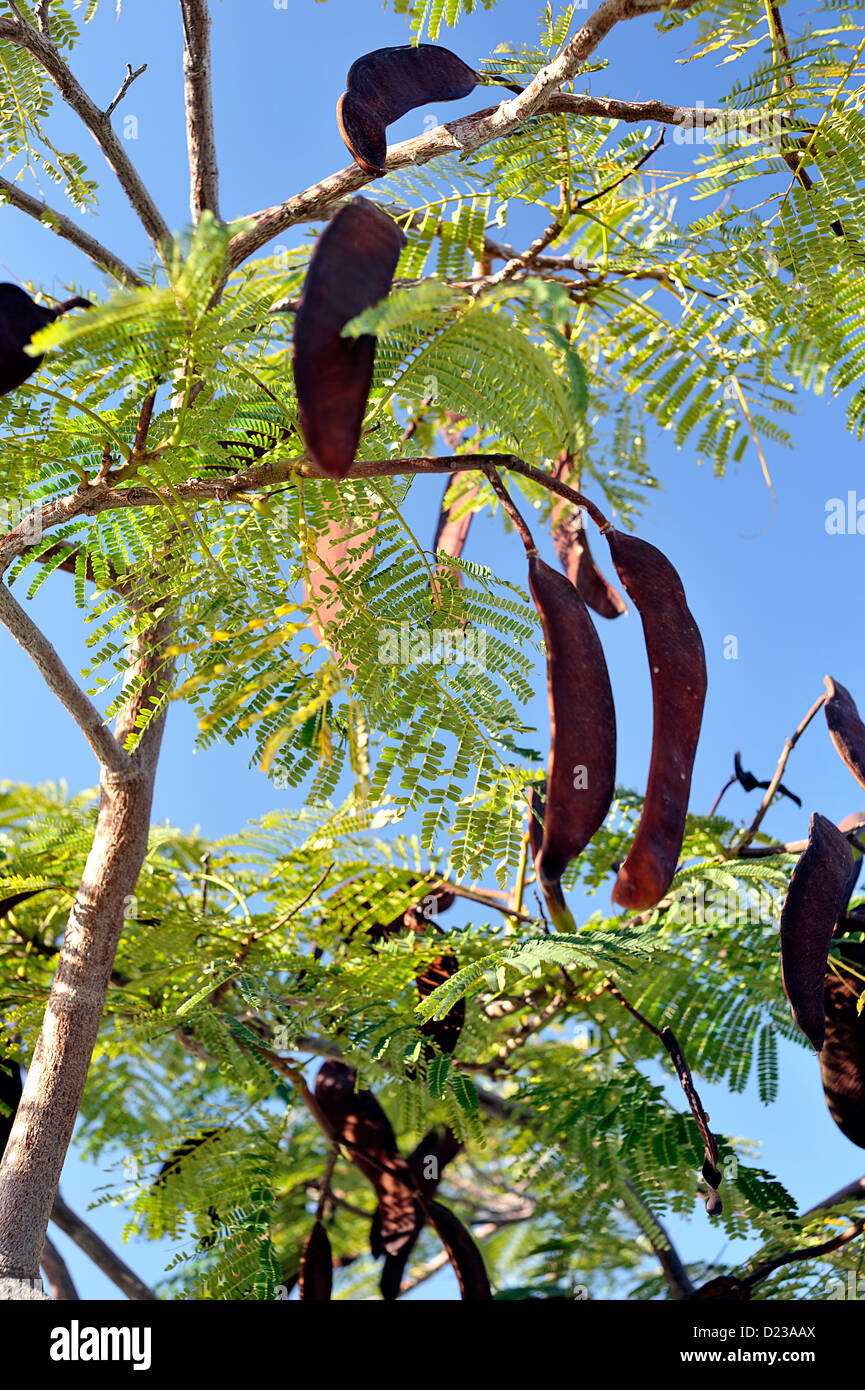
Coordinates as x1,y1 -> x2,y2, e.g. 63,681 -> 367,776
292,200 -> 406,478
551,461 -> 626,620
337,45 -> 478,177
299,1219 -> 333,1300
690,1275 -> 749,1301
603,529 -> 707,911
314,1059 -> 418,1255
528,554 -> 617,891
416,953 -> 464,1057
0,285 -> 90,396
779,812 -> 854,1051
824,676 -> 865,792
422,1198 -> 492,1300
0,1058 -> 22,1163
376,1125 -> 462,1300
821,969 -> 865,1147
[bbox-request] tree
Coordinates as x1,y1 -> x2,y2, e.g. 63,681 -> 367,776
0,0 -> 864,1301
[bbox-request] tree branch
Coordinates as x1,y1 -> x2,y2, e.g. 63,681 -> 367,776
731,692 -> 826,853
0,582 -> 133,778
40,1233 -> 79,1300
179,0 -> 219,221
0,14 -> 172,254
0,173 -> 144,285
0,452 -> 610,577
225,0 -> 704,270
50,1190 -> 157,1300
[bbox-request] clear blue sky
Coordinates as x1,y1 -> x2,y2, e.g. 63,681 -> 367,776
1,0 -> 862,1298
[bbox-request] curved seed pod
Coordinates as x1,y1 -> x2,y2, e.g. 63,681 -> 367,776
0,1058 -> 22,1163
0,285 -> 90,396
292,200 -> 406,478
376,1125 -> 462,1300
551,461 -> 626,620
603,529 -> 707,911
299,1220 -> 333,1301
780,812 -> 854,1051
416,953 -> 465,1057
314,1060 -> 419,1255
337,46 -> 479,177
824,677 -> 865,792
529,554 -> 617,890
422,1198 -> 492,1300
820,941 -> 865,1147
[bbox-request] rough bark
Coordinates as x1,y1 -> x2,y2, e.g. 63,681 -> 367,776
0,607 -> 173,1284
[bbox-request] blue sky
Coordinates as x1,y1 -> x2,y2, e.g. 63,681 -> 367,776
1,0 -> 863,1299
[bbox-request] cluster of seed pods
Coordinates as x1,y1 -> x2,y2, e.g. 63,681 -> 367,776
308,1059 -> 490,1301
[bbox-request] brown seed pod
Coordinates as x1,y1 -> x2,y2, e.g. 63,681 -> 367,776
824,676 -> 865,792
0,1058 -> 22,1163
314,1060 -> 419,1255
529,554 -> 617,891
336,46 -> 479,177
603,529 -> 707,911
422,1197 -> 492,1300
0,285 -> 90,396
820,941 -> 865,1147
299,1219 -> 333,1301
375,1125 -> 462,1300
292,200 -> 405,478
416,953 -> 465,1058
779,812 -> 854,1052
552,461 -> 626,620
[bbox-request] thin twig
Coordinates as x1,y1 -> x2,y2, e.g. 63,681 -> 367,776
104,61 -> 147,120
0,584 -> 133,779
483,469 -> 537,554
731,693 -> 826,853
708,775 -> 736,818
0,14 -> 171,254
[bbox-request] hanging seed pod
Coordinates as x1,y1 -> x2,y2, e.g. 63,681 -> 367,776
292,200 -> 405,478
422,1198 -> 492,1300
337,46 -> 479,177
0,1058 -> 22,1163
551,461 -> 626,620
779,812 -> 854,1052
314,1060 -> 419,1255
602,529 -> 707,911
529,554 -> 617,892
821,938 -> 865,1147
416,953 -> 465,1057
375,1125 -> 462,1300
0,285 -> 91,396
824,677 -> 865,792
299,1219 -> 333,1300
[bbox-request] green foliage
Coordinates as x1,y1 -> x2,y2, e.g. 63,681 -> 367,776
4,0 -> 865,1303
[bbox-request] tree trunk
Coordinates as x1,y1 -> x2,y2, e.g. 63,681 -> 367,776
0,611 -> 172,1284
